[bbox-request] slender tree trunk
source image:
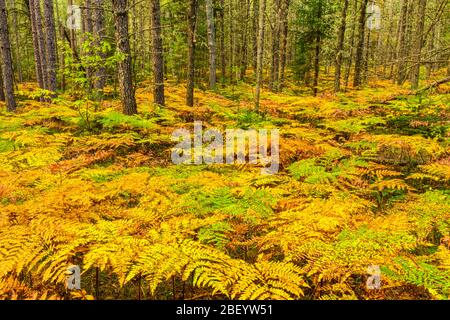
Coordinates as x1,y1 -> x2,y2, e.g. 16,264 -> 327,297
43,0 -> 58,93
353,0 -> 368,88
255,0 -> 266,112
93,0 -> 106,90
334,0 -> 349,92
313,2 -> 322,96
397,0 -> 409,85
410,0 -> 427,89
0,0 -> 16,111
32,0 -> 48,89
252,0 -> 259,72
425,26 -> 435,79
205,0 -> 216,90
150,0 -> 165,105
28,0 -> 44,89
112,0 -> 137,115
239,0 -> 250,80
344,0 -> 358,87
186,0 -> 198,107
219,0 -> 226,84
270,0 -> 280,92
11,1 -> 22,83
278,0 -> 290,92
228,0 -> 235,83
363,27 -> 370,84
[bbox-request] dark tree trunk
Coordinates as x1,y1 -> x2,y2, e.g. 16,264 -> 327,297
112,0 -> 137,115
43,0 -> 58,93
353,0 -> 368,88
186,0 -> 198,107
0,0 -> 16,111
150,0 -> 165,106
334,0 -> 349,92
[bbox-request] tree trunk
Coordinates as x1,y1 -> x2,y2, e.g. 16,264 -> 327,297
12,1 -> 22,83
270,0 -> 280,92
0,0 -> 16,111
43,0 -> 58,93
252,0 -> 259,72
313,2 -> 322,96
32,0 -> 48,90
255,0 -> 266,112
278,0 -> 290,92
112,0 -> 137,115
205,0 -> 216,90
410,0 -> 427,89
28,0 -> 44,89
397,0 -> 409,85
92,0 -> 106,90
239,0 -> 250,80
344,0 -> 358,87
353,0 -> 368,88
150,0 -> 165,106
334,0 -> 349,92
219,0 -> 226,84
0,64 -> 4,101
186,0 -> 198,107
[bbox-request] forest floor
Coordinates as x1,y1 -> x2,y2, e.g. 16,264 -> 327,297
0,75 -> 449,300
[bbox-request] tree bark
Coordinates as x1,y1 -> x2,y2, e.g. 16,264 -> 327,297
0,0 -> 16,111
112,0 -> 137,115
219,0 -> 226,84
278,0 -> 290,92
397,0 -> 409,85
150,0 -> 165,106
353,0 -> 368,88
92,0 -> 106,90
255,0 -> 266,112
43,0 -> 58,93
252,0 -> 259,72
270,0 -> 280,92
0,63 -> 4,101
186,0 -> 198,107
344,0 -> 358,87
205,0 -> 216,90
312,2 -> 322,96
334,0 -> 349,92
32,0 -> 48,90
410,0 -> 427,89
28,0 -> 44,89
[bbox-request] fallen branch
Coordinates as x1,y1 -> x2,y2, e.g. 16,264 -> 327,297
417,76 -> 450,93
